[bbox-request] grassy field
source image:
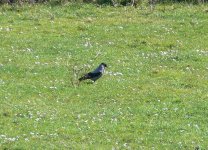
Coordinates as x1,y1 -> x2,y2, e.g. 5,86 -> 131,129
0,3 -> 208,149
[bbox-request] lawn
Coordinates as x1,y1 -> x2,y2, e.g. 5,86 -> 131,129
0,3 -> 208,149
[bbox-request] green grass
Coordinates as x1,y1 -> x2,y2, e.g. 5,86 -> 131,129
0,3 -> 208,149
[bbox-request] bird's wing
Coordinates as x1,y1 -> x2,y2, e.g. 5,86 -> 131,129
79,72 -> 102,81
88,72 -> 102,78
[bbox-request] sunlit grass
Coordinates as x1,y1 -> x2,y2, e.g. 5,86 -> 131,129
0,3 -> 208,149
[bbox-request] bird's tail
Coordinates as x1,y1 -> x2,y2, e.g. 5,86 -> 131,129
79,73 -> 90,82
78,76 -> 85,81
79,77 -> 84,81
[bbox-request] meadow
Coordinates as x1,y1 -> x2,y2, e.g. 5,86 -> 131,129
0,3 -> 208,149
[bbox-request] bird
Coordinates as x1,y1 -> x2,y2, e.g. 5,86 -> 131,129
79,63 -> 107,82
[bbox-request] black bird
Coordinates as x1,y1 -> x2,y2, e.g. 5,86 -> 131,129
79,63 -> 107,82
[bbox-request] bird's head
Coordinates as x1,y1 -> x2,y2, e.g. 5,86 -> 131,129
101,63 -> 107,68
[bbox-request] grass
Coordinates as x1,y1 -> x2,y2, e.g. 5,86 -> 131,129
0,3 -> 208,149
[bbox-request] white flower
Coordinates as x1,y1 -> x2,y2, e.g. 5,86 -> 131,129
35,118 -> 41,121
7,137 -> 16,142
84,41 -> 92,47
0,135 -> 6,138
123,143 -> 128,147
26,48 -> 32,52
49,86 -> 57,89
118,26 -> 123,29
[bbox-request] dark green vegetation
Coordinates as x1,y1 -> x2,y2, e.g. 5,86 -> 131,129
0,4 -> 208,149
0,0 -> 207,7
